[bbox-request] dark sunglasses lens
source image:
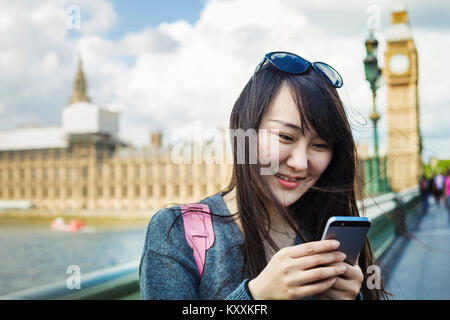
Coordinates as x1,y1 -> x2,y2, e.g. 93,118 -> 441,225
268,52 -> 309,74
313,62 -> 343,88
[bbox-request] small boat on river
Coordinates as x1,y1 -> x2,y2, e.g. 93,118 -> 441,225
51,217 -> 86,232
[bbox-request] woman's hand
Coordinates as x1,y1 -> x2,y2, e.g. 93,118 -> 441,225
248,240 -> 348,300
313,259 -> 364,300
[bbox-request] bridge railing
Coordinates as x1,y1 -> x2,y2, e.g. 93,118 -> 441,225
361,186 -> 420,259
0,187 -> 420,300
0,261 -> 140,300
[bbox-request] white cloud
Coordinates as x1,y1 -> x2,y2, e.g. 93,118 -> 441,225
0,0 -> 448,161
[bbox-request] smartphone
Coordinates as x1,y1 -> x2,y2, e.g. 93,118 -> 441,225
320,216 -> 371,266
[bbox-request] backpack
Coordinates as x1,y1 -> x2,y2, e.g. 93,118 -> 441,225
420,179 -> 428,191
180,203 -> 214,277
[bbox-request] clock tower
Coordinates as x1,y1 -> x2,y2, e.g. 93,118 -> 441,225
384,3 -> 422,191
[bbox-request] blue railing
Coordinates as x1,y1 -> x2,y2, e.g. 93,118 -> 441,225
0,261 -> 140,300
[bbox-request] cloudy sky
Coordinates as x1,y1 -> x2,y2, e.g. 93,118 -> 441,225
0,0 -> 449,162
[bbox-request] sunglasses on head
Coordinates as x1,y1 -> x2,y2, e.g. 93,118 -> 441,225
254,51 -> 344,88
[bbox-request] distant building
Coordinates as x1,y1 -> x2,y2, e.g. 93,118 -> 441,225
0,58 -> 231,211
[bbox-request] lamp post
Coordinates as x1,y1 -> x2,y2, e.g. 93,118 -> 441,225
364,30 -> 382,194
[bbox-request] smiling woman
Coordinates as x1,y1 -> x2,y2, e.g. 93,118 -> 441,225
139,51 -> 390,300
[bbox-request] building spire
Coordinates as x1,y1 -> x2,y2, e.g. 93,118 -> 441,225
391,1 -> 409,24
69,55 -> 91,105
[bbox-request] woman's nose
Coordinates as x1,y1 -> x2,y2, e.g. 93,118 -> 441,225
286,146 -> 308,172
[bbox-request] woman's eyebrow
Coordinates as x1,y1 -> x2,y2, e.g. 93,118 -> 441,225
267,119 -> 301,131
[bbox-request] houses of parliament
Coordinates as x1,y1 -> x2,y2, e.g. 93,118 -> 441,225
0,59 -> 232,212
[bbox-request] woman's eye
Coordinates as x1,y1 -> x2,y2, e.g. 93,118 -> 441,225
313,143 -> 329,149
278,134 -> 294,142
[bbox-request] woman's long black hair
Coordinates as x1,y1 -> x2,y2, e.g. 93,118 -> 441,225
222,62 -> 390,299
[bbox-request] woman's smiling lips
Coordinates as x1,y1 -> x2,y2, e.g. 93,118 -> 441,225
276,173 -> 304,181
274,173 -> 306,189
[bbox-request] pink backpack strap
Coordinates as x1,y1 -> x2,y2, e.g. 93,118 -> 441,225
180,203 -> 214,277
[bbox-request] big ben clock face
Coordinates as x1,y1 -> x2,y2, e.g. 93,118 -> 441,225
389,54 -> 410,75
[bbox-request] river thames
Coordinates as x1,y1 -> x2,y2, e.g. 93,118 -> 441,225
0,217 -> 148,296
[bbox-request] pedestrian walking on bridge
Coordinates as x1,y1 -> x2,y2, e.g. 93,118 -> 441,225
419,175 -> 430,214
433,173 -> 445,207
444,170 -> 450,223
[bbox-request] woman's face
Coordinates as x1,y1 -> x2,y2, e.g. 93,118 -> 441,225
257,84 -> 333,207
